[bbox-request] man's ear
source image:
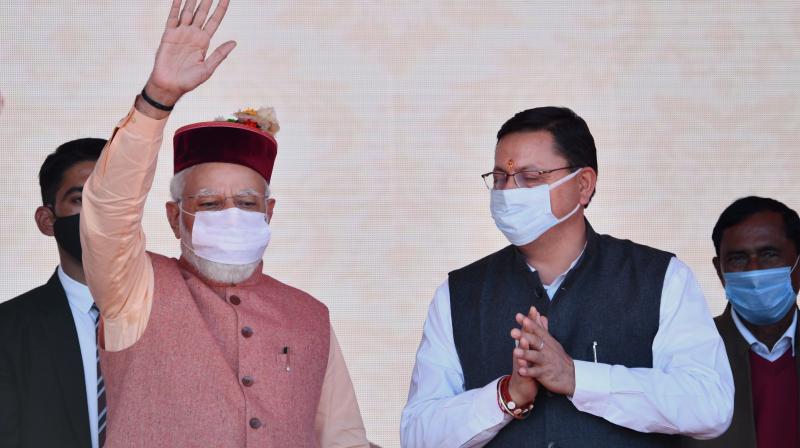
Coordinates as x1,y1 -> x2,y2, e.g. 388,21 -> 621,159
35,205 -> 56,237
713,256 -> 724,285
578,168 -> 597,207
266,198 -> 276,223
165,201 -> 181,239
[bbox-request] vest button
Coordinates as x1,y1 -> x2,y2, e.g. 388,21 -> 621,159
241,326 -> 254,338
229,295 -> 241,305
249,417 -> 262,429
242,376 -> 254,387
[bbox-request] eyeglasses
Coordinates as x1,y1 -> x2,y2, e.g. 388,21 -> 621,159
481,166 -> 577,190
183,194 -> 268,212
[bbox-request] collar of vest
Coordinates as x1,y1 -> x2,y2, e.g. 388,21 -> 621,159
508,219 -> 599,289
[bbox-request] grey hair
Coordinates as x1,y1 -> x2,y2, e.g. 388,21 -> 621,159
169,165 -> 271,202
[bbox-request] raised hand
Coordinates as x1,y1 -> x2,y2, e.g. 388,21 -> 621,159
511,306 -> 576,396
142,0 -> 236,113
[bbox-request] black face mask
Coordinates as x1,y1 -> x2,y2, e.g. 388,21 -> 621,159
52,212 -> 83,263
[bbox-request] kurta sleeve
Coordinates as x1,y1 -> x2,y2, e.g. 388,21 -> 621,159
80,105 -> 167,352
314,326 -> 370,447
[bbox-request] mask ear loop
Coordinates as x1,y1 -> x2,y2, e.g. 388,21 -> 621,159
177,203 -> 197,255
555,202 -> 582,224
791,256 -> 800,297
549,168 -> 583,223
179,202 -> 196,217
548,168 -> 582,191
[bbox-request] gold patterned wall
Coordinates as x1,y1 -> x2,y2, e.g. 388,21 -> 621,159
2,1 -> 800,446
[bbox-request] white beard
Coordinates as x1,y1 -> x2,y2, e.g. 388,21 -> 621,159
180,217 -> 260,284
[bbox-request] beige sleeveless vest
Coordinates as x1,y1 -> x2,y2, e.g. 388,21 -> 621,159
101,253 -> 330,447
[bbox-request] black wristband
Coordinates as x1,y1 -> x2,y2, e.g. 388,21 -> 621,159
140,88 -> 175,112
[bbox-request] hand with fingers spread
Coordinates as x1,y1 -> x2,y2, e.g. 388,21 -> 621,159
139,0 -> 236,117
511,306 -> 577,396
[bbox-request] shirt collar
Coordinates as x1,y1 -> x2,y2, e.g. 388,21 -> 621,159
57,265 -> 95,314
527,242 -> 587,288
731,307 -> 797,357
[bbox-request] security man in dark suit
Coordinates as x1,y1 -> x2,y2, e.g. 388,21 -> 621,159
683,196 -> 800,448
0,138 -> 106,448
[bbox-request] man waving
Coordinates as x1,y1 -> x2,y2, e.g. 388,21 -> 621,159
80,1 -> 368,446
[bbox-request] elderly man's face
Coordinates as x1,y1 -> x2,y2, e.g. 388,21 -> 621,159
715,211 -> 800,293
166,162 -> 275,240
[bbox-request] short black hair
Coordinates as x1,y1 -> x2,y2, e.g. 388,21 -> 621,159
712,196 -> 800,256
38,138 -> 106,206
497,106 -> 598,174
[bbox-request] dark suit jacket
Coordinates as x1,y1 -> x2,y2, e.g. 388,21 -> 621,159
681,305 -> 800,448
0,271 -> 91,448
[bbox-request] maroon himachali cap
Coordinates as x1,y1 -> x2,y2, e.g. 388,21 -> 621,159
172,107 -> 280,182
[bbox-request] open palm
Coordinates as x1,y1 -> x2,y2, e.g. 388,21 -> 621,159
147,0 -> 236,103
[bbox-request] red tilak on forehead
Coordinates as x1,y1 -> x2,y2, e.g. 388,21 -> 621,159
506,159 -> 514,171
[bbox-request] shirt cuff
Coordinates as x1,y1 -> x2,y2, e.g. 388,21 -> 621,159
466,377 -> 512,434
569,360 -> 611,415
117,104 -> 169,132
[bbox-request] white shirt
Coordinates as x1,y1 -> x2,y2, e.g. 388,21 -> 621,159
58,266 -> 99,448
400,257 -> 735,448
732,307 -> 797,362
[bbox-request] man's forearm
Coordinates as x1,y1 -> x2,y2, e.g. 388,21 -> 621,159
80,105 -> 166,350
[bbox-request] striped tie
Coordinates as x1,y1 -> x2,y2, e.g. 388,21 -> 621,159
91,304 -> 107,447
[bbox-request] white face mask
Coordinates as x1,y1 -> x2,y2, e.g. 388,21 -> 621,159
490,169 -> 582,246
182,207 -> 271,265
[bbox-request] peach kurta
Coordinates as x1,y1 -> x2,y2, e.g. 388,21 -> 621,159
80,105 -> 368,447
